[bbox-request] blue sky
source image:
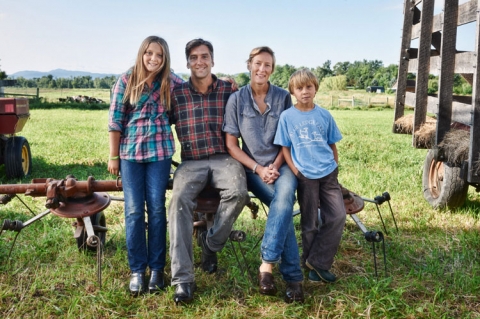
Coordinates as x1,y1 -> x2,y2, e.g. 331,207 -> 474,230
0,0 -> 475,76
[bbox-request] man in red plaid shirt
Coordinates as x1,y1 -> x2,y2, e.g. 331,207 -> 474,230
168,38 -> 249,304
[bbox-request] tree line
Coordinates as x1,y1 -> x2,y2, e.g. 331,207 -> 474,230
10,74 -> 118,89
219,59 -> 399,91
1,58 -> 471,94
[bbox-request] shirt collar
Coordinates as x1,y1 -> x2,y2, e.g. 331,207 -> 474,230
187,74 -> 219,94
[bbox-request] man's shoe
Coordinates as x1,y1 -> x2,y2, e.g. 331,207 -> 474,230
174,282 -> 196,305
129,272 -> 145,295
306,261 -> 336,283
148,270 -> 165,293
200,231 -> 217,274
285,282 -> 304,303
258,271 -> 277,296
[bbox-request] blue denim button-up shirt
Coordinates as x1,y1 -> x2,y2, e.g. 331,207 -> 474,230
223,83 -> 292,167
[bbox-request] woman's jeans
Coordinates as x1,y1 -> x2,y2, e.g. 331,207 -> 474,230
247,163 -> 303,282
121,158 -> 171,273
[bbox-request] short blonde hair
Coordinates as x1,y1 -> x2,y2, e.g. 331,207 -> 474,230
288,68 -> 319,94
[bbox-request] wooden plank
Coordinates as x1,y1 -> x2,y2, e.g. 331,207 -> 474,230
436,0 -> 459,145
393,0 -> 416,127
405,92 -> 472,126
414,0 -> 435,137
408,52 -> 476,74
468,0 -> 480,183
411,0 -> 478,39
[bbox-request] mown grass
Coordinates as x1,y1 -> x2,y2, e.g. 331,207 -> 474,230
0,96 -> 479,318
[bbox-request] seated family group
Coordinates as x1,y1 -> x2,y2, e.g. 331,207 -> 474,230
107,36 -> 346,305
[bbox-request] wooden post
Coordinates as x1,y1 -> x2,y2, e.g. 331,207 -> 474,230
352,96 -> 355,107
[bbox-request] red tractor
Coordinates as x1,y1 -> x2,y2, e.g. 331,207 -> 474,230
0,97 -> 32,179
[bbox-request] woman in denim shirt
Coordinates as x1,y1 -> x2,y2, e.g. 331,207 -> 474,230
108,35 -> 183,295
223,46 -> 304,304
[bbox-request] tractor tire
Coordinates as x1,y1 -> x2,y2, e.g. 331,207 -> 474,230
5,136 -> 32,179
422,149 -> 469,209
76,212 -> 107,252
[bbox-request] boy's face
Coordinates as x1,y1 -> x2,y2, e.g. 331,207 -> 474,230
292,83 -> 316,105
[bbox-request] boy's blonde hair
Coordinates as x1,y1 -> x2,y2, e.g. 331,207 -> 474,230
124,36 -> 172,110
288,68 -> 319,94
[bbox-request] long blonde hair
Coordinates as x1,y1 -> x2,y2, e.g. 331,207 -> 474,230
123,36 -> 172,110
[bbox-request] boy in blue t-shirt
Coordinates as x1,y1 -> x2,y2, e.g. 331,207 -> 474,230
274,68 -> 346,283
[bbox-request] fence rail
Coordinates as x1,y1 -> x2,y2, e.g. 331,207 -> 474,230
0,88 -> 40,99
315,95 -> 394,108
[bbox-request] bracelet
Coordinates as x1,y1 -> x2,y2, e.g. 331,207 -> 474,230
252,163 -> 258,174
109,156 -> 119,160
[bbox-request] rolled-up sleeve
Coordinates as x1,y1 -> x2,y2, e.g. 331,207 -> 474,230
108,74 -> 128,133
222,91 -> 240,138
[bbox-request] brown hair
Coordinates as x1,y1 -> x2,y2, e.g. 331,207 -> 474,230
288,68 -> 319,94
185,38 -> 214,61
123,36 -> 172,110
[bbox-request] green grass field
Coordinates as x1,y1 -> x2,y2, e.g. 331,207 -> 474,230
0,97 -> 479,318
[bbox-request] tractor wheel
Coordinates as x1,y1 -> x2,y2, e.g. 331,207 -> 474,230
76,212 -> 107,252
5,136 -> 32,179
422,149 -> 469,209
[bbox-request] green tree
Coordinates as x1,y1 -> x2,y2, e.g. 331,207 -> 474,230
312,60 -> 333,84
234,73 -> 250,87
270,64 -> 297,89
0,59 -> 7,80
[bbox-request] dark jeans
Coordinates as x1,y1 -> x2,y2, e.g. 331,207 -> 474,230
297,167 -> 346,270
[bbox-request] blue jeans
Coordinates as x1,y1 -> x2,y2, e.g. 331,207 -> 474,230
247,164 -> 303,282
121,158 -> 171,273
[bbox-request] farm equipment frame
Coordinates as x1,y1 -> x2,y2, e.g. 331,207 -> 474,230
394,0 -> 480,208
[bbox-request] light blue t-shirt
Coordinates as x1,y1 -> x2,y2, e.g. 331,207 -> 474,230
274,105 -> 342,179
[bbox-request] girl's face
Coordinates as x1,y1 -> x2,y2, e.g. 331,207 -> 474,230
143,42 -> 164,75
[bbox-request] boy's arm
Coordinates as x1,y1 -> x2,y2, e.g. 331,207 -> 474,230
329,143 -> 339,164
282,146 -> 299,176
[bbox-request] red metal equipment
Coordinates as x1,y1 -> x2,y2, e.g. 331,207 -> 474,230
0,98 -> 32,179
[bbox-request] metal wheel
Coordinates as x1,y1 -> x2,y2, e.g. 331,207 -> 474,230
76,212 -> 107,252
422,149 -> 469,209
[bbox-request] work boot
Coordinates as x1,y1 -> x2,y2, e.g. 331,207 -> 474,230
200,231 -> 217,273
129,272 -> 145,295
148,270 -> 165,293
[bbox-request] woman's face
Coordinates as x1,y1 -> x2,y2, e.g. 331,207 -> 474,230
143,42 -> 164,75
249,52 -> 273,86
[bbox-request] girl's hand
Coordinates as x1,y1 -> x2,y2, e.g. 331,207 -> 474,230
108,159 -> 120,176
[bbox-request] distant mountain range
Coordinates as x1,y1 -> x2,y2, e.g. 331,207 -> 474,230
9,69 -> 119,79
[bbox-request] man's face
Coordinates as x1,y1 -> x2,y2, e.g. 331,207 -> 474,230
187,45 -> 213,81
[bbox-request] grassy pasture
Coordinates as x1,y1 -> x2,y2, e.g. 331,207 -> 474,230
0,99 -> 479,318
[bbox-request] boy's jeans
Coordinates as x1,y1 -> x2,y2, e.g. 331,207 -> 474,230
247,163 -> 303,282
297,167 -> 346,270
121,158 -> 172,273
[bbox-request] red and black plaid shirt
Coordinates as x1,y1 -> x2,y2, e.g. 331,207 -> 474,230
171,75 -> 236,161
